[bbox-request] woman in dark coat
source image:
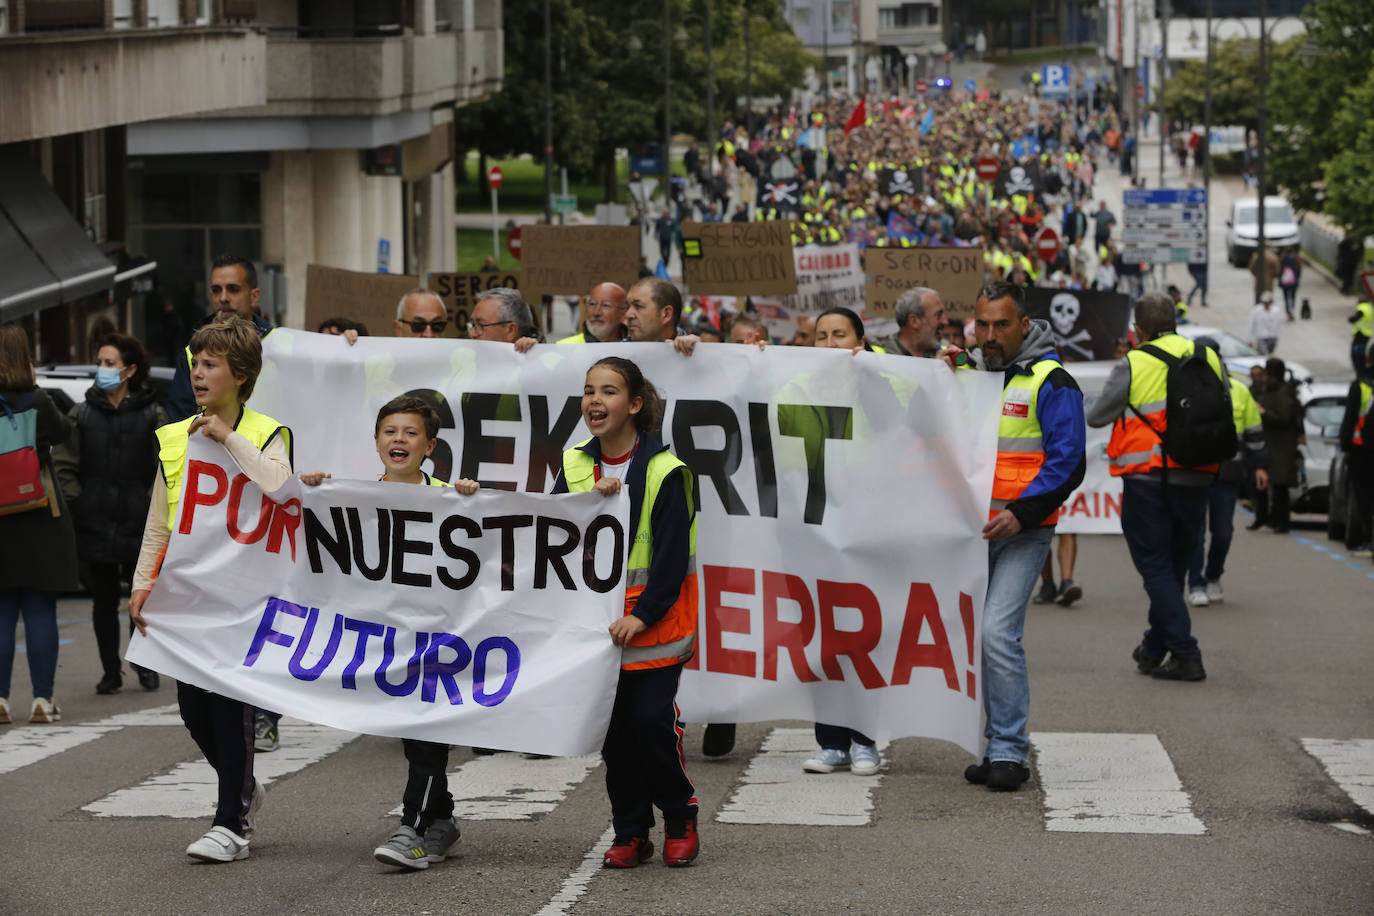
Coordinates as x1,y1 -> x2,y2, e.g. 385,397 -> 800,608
0,324 -> 79,725
1251,357 -> 1303,533
54,333 -> 167,694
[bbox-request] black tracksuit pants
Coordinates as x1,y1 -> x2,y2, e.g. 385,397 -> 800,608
400,739 -> 454,831
602,662 -> 697,839
177,682 -> 254,834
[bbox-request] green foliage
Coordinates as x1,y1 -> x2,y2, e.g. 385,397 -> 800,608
1266,0 -> 1374,232
453,0 -> 816,202
1157,37 -> 1296,133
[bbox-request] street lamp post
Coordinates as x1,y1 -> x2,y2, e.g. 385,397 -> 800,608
662,0 -> 672,193
1203,0 -> 1213,300
1256,0 -> 1268,281
544,0 -> 553,226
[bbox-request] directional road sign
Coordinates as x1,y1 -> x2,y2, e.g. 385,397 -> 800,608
1123,187 -> 1208,265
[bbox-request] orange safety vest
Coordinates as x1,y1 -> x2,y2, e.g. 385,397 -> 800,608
1106,334 -> 1225,477
991,357 -> 1064,526
562,441 -> 698,671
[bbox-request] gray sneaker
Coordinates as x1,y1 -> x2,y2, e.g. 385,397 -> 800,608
423,817 -> 461,863
373,825 -> 429,870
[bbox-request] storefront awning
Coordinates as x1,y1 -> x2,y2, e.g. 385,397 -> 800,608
0,148 -> 115,323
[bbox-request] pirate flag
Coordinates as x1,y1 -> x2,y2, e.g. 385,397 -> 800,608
996,160 -> 1043,198
758,177 -> 802,212
878,167 -> 922,198
1026,288 -> 1132,361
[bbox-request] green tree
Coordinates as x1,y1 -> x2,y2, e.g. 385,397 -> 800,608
1266,0 -> 1374,225
454,0 -> 815,204
1156,37 -> 1295,134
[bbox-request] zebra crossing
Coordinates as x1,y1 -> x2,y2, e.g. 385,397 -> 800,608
2,716 -> 1371,836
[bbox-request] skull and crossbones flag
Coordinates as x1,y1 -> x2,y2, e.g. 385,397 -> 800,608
1026,288 -> 1132,361
758,177 -> 802,211
878,167 -> 922,197
996,160 -> 1043,198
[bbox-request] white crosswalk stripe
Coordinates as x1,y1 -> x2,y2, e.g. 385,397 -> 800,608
1031,732 -> 1206,835
0,703 -> 181,776
83,719 -> 358,818
389,753 -> 602,820
1301,738 -> 1374,816
715,727 -> 883,826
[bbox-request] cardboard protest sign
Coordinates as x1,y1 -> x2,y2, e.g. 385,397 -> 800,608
303,265 -> 421,338
864,247 -> 985,320
1026,288 -> 1132,362
681,221 -> 798,296
779,243 -> 865,314
520,226 -> 639,301
427,271 -> 523,331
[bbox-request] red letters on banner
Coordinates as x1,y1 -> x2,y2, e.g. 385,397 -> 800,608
179,459 -> 302,560
689,564 -> 974,698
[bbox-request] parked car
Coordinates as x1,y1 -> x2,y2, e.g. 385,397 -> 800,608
1175,325 -> 1314,391
1327,451 -> 1353,541
1291,383 -> 1349,515
36,364 -> 175,414
1225,195 -> 1301,267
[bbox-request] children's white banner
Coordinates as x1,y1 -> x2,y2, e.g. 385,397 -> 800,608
127,436 -> 629,757
242,332 -> 1003,754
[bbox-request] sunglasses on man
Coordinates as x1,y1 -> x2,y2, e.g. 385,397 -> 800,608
407,318 -> 448,333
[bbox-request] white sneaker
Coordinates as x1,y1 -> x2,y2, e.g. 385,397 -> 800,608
28,697 -> 61,723
1187,589 -> 1209,608
244,780 -> 266,834
1205,581 -> 1224,603
186,826 -> 250,862
849,742 -> 882,776
802,747 -> 850,773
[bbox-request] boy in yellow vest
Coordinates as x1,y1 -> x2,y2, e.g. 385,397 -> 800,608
299,394 -> 479,870
129,317 -> 292,863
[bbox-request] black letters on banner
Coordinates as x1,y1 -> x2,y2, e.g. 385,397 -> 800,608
671,400 -> 749,517
461,393 -> 522,491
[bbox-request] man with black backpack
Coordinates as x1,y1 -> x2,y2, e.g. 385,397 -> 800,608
1087,293 -> 1236,683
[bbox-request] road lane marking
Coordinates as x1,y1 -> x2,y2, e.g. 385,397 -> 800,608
535,826 -> 616,916
715,727 -> 882,826
84,719 -> 357,818
1031,732 -> 1206,835
0,704 -> 180,776
389,753 -> 601,821
1301,738 -> 1374,816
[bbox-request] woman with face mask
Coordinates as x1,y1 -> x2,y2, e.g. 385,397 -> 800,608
53,333 -> 168,695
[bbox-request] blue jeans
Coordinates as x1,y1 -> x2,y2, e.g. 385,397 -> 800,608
1188,478 -> 1240,589
0,588 -> 59,699
983,526 -> 1053,765
1121,478 -> 1207,660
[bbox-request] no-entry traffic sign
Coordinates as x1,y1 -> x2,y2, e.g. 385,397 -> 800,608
488,166 -> 504,189
507,225 -> 522,260
1035,227 -> 1060,263
976,157 -> 1000,182
916,79 -> 928,95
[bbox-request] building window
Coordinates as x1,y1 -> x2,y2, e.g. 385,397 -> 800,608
82,132 -> 107,244
831,1 -> 849,27
878,8 -> 896,28
794,7 -> 811,27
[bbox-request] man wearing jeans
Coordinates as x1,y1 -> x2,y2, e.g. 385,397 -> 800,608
1088,293 -> 1227,683
955,282 -> 1086,792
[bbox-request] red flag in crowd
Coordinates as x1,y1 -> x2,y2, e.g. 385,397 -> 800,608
844,97 -> 866,135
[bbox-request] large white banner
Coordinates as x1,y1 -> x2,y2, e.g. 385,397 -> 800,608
240,332 -> 1003,753
1056,362 -> 1123,535
128,436 -> 629,757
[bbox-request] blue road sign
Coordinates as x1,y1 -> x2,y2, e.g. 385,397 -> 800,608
1123,188 -> 1207,207
1041,64 -> 1071,98
964,78 -> 977,92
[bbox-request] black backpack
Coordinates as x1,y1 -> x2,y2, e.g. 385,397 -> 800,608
1130,343 -> 1237,468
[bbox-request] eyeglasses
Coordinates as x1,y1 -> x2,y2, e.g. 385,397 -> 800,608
407,318 -> 448,333
586,299 -> 625,312
468,319 -> 516,332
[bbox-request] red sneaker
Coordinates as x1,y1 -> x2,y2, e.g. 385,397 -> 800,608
663,816 -> 699,867
602,836 -> 653,869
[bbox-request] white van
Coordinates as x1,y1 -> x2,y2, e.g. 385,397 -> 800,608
1225,195 -> 1301,266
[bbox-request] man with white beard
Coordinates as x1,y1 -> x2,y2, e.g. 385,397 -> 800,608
557,282 -> 630,344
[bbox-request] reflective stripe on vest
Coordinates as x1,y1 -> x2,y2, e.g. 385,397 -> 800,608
562,443 -> 698,670
1354,381 -> 1373,447
156,408 -> 291,529
991,358 -> 1063,525
1106,335 -> 1224,476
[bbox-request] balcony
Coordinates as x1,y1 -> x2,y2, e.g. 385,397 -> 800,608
0,27 -> 266,145
876,23 -> 942,49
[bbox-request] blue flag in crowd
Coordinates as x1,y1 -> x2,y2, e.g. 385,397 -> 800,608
655,260 -> 671,280
886,210 -> 922,244
918,107 -> 935,135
